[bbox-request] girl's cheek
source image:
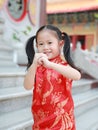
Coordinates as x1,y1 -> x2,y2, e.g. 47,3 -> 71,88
39,48 -> 43,53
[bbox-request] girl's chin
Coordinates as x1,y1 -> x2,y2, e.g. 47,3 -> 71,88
46,55 -> 52,59
48,56 -> 56,60
47,57 -> 51,60
47,57 -> 53,60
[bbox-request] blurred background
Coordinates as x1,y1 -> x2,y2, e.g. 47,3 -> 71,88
0,0 -> 98,130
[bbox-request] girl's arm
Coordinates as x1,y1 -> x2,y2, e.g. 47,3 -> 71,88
24,53 -> 48,90
23,62 -> 37,90
39,57 -> 81,80
49,62 -> 81,80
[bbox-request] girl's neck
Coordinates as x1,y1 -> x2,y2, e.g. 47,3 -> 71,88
50,55 -> 66,63
49,55 -> 61,62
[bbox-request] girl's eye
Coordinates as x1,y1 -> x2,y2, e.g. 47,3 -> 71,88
38,43 -> 43,46
48,42 -> 52,44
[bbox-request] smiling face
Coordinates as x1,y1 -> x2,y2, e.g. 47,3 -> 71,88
36,29 -> 63,60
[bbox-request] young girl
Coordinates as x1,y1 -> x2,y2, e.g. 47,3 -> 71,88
24,25 -> 81,130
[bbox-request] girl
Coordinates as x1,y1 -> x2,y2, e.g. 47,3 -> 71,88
24,25 -> 81,130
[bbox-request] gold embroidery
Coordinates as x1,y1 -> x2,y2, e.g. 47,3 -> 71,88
42,72 -> 53,104
51,108 -> 74,130
50,99 -> 74,129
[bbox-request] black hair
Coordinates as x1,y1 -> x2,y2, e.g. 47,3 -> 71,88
25,24 -> 77,70
25,36 -> 36,69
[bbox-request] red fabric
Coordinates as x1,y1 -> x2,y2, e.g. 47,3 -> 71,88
31,56 -> 76,130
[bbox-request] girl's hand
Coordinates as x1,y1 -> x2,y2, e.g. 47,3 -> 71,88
33,53 -> 48,66
38,56 -> 51,68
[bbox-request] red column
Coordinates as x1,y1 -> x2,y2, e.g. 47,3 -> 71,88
71,35 -> 78,51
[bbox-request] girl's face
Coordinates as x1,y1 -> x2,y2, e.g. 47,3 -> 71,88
36,29 -> 63,60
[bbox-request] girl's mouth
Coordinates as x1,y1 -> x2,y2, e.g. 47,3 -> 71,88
44,51 -> 51,55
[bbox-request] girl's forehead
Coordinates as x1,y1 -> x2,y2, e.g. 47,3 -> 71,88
38,29 -> 57,37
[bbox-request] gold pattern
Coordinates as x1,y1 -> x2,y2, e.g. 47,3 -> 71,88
33,56 -> 75,129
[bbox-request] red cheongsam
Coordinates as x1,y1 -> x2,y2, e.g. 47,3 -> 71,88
31,55 -> 76,130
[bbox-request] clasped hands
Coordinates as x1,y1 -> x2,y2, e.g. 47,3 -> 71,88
33,53 -> 51,68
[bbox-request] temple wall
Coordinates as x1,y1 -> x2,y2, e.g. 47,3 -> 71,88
0,0 -> 42,65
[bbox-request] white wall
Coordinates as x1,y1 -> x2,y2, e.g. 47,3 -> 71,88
0,0 -> 41,64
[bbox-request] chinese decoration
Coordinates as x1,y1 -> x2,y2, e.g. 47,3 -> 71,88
6,0 -> 27,22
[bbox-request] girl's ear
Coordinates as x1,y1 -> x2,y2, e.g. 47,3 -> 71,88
60,40 -> 65,61
59,40 -> 64,47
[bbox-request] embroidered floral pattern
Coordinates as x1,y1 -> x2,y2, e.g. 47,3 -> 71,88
32,56 -> 76,130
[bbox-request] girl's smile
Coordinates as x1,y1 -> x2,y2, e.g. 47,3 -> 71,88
36,29 -> 63,60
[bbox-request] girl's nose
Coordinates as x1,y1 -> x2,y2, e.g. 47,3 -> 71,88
43,44 -> 48,49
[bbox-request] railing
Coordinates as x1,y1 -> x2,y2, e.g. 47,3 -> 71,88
73,43 -> 98,79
